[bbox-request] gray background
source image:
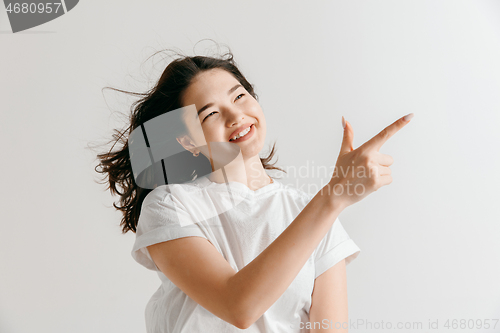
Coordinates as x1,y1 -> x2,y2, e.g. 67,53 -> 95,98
1,0 -> 499,332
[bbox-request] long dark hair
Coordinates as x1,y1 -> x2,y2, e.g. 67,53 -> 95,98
94,48 -> 286,234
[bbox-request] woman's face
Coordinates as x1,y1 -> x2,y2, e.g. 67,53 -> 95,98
179,68 -> 267,160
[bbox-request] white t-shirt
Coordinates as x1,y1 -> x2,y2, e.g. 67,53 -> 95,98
131,175 -> 361,333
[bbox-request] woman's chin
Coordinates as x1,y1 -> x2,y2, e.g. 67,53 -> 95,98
240,145 -> 265,161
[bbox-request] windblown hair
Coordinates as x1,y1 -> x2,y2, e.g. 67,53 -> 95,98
95,48 -> 285,234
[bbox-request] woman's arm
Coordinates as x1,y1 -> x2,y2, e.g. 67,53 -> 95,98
228,188 -> 345,327
148,187 -> 345,329
310,259 -> 348,333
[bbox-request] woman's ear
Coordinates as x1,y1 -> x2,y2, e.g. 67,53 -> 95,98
176,135 -> 200,156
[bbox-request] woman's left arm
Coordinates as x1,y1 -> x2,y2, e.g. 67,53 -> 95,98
309,259 -> 348,332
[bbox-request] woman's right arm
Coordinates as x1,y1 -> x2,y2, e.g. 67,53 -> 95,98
147,114 -> 413,329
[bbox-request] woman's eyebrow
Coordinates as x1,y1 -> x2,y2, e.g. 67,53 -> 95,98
196,84 -> 243,118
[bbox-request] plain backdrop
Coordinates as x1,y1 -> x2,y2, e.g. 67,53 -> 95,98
1,1 -> 499,332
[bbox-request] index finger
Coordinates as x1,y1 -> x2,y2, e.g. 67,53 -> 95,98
360,113 -> 414,152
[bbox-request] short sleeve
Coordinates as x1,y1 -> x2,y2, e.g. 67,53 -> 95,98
131,188 -> 208,271
313,217 -> 361,279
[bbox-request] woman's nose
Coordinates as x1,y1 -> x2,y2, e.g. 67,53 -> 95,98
223,105 -> 245,124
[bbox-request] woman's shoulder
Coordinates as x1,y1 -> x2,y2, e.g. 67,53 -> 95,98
142,176 -> 208,207
141,177 -> 315,207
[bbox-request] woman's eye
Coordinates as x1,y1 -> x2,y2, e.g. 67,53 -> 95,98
202,94 -> 243,122
203,111 -> 216,121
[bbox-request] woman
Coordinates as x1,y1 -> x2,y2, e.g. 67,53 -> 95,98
96,48 -> 413,332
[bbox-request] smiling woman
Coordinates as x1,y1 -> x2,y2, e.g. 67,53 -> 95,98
178,68 -> 269,186
94,45 -> 361,333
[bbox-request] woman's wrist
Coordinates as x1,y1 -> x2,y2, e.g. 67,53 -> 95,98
320,180 -> 349,213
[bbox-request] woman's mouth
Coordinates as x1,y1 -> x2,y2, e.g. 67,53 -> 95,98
229,124 -> 255,143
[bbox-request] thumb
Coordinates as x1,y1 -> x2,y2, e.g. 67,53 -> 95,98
339,116 -> 354,155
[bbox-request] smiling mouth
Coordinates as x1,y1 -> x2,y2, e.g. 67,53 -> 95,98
229,124 -> 253,141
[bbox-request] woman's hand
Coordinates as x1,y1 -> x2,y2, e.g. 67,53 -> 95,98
326,114 -> 414,209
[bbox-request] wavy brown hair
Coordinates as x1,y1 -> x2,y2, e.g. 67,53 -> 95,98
94,48 -> 286,234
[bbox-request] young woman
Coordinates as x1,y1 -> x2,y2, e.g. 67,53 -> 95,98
96,49 -> 413,333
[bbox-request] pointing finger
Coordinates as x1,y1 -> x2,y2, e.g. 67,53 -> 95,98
360,113 -> 414,152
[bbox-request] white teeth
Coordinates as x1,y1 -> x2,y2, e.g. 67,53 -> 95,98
230,126 -> 251,141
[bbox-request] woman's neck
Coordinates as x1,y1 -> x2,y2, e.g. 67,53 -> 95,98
207,154 -> 272,191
